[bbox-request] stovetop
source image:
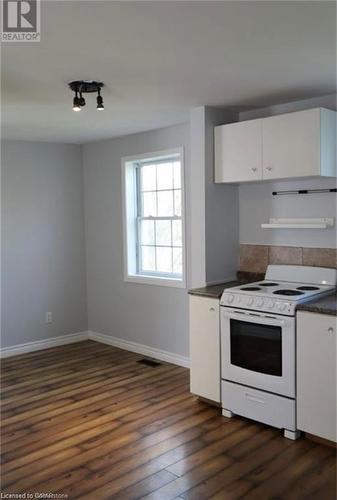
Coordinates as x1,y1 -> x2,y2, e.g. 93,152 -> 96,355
220,265 -> 337,316
229,280 -> 335,302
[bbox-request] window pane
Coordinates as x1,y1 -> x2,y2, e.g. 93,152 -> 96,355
173,248 -> 182,275
132,153 -> 184,281
140,220 -> 154,245
173,161 -> 181,189
156,247 -> 172,273
157,190 -> 173,216
174,190 -> 182,216
156,162 -> 173,190
141,246 -> 155,272
141,164 -> 156,191
172,220 -> 182,247
142,192 -> 157,216
155,220 -> 172,247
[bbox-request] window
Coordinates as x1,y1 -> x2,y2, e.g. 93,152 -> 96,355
122,148 -> 185,287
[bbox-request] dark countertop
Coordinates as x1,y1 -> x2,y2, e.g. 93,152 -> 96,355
297,292 -> 337,317
188,273 -> 263,299
188,281 -> 243,299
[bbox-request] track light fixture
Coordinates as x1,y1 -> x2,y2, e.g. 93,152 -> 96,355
68,80 -> 104,112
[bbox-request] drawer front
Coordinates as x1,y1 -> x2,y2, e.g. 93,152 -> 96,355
222,380 -> 296,430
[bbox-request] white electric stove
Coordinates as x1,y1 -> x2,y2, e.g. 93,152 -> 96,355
221,265 -> 337,316
220,265 -> 337,440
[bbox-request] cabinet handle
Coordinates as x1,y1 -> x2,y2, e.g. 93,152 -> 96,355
266,166 -> 273,171
209,307 -> 215,312
328,327 -> 335,335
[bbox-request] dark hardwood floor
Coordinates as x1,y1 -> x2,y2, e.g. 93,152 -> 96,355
1,340 -> 336,499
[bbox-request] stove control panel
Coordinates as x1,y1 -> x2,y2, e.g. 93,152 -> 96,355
220,293 -> 295,316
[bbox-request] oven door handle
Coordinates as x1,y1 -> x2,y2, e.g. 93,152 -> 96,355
222,310 -> 286,327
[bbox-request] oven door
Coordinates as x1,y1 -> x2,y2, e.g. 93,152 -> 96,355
221,307 -> 295,398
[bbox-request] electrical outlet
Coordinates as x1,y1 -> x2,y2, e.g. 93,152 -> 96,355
46,312 -> 53,324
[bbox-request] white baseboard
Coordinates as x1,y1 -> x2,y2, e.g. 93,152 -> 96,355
0,331 -> 89,358
0,330 -> 190,368
88,330 -> 190,368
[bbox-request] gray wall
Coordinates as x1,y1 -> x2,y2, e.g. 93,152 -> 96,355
1,141 -> 87,348
239,94 -> 337,248
83,124 -> 190,357
204,107 -> 239,284
189,108 -> 206,287
189,106 -> 239,287
3,94 -> 335,354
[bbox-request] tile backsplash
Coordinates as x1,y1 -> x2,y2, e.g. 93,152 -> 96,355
239,244 -> 337,274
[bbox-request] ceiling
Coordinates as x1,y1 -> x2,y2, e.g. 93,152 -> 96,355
2,1 -> 336,144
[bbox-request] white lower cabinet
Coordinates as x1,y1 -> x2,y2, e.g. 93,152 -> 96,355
189,295 -> 220,402
297,311 -> 337,442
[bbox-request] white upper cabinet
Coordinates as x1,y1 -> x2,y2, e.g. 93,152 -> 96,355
214,108 -> 336,183
214,119 -> 262,182
262,108 -> 336,180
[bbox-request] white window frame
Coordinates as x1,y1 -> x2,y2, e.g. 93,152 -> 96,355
122,147 -> 186,288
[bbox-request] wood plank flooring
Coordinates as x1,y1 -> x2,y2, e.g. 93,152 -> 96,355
1,340 -> 336,499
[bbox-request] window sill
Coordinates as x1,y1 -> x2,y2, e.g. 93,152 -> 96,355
125,274 -> 186,289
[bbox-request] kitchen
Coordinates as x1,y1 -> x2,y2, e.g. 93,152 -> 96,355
190,105 -> 337,444
1,1 -> 337,498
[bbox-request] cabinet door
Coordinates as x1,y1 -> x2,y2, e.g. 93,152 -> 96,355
262,109 -> 320,180
189,296 -> 220,402
214,119 -> 262,183
297,311 -> 337,442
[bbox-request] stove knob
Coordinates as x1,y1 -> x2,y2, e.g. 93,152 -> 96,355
247,297 -> 254,307
278,302 -> 286,312
256,298 -> 264,307
267,300 -> 275,309
227,294 -> 234,304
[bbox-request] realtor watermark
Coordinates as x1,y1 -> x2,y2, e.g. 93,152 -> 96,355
1,0 -> 40,42
0,492 -> 68,498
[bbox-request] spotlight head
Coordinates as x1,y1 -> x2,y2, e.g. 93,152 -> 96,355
73,95 -> 81,112
97,94 -> 104,110
79,93 -> 86,107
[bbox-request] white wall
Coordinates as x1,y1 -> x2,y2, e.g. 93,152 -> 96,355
239,93 -> 336,121
239,177 -> 337,248
1,141 -> 87,348
83,124 -> 190,358
239,94 -> 337,248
